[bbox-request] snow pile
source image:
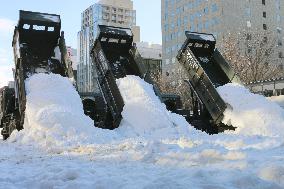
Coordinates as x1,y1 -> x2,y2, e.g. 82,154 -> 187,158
117,76 -> 188,139
9,73 -> 118,152
268,95 -> 284,108
218,83 -> 284,137
9,74 -> 192,152
2,74 -> 284,188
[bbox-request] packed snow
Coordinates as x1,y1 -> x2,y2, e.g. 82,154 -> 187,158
0,73 -> 284,189
268,95 -> 284,109
218,83 -> 284,137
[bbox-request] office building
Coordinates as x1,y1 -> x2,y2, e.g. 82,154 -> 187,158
161,0 -> 284,74
77,0 -> 140,93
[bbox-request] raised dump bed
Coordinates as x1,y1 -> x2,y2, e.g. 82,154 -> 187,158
177,32 -> 240,133
90,25 -> 147,129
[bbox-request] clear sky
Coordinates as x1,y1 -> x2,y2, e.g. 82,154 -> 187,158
0,0 -> 161,87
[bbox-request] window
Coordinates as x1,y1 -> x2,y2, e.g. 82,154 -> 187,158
212,4 -> 218,12
197,23 -> 203,32
204,20 -> 210,30
111,14 -> 116,22
33,25 -> 45,31
47,27 -> 54,32
245,8 -> 251,16
262,0 -> 265,5
204,7 -> 209,15
23,24 -> 30,29
183,16 -> 188,25
263,36 -> 268,43
247,48 -> 252,53
246,33 -> 252,40
263,12 -> 266,18
277,15 -> 281,22
247,21 -> 251,27
263,24 -> 267,30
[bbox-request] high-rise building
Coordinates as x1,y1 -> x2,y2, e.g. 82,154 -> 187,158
67,47 -> 77,71
161,0 -> 284,74
77,0 -> 140,93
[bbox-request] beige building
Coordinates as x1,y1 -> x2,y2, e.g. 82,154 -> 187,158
136,42 -> 162,59
77,0 -> 140,93
162,0 -> 284,73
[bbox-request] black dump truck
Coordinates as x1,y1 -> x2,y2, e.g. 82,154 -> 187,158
0,10 -> 73,139
84,25 -> 179,130
89,25 -> 152,129
177,32 -> 240,133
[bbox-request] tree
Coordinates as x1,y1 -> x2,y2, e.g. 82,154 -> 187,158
152,62 -> 194,109
221,30 -> 284,83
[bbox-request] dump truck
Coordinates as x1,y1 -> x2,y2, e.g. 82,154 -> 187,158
176,31 -> 240,133
84,25 -> 177,130
90,25 -> 152,129
0,10 -> 74,139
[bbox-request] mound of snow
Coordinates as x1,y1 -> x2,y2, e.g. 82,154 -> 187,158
268,95 -> 284,108
3,74 -> 284,188
117,76 -> 184,138
9,73 -> 118,152
218,83 -> 284,137
9,74 -> 192,152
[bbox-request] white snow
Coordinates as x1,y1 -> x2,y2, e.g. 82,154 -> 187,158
268,95 -> 284,108
116,76 -> 186,139
1,73 -> 284,189
218,83 -> 284,137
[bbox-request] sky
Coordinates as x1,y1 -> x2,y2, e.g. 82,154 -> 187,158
0,0 -> 161,87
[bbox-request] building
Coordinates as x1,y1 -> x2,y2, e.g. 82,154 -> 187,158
77,0 -> 140,93
247,77 -> 284,97
67,47 -> 77,71
66,47 -> 78,82
136,42 -> 163,78
8,81 -> 14,89
161,0 -> 284,74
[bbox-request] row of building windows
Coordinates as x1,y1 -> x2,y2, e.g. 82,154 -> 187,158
101,5 -> 134,16
164,18 -> 219,43
101,13 -> 135,25
165,43 -> 183,54
164,17 -> 219,33
165,0 -> 218,11
245,8 -> 281,22
164,3 -> 218,22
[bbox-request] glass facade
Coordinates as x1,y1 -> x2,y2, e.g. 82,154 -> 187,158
77,1 -> 139,94
162,0 -> 220,69
161,0 -> 284,74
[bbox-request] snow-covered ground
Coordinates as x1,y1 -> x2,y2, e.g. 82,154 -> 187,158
268,95 -> 284,109
0,73 -> 284,189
